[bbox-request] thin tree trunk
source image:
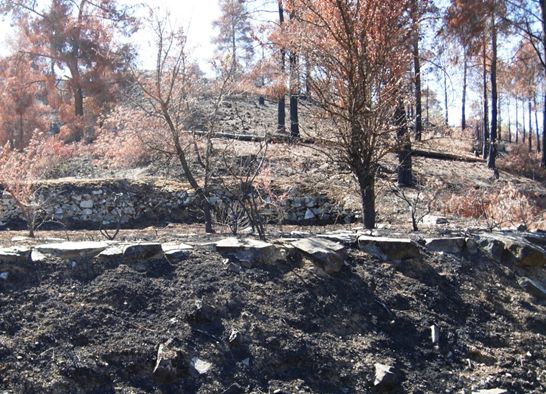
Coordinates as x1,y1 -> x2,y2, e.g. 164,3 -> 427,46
516,97 -> 519,143
543,92 -> 546,167
534,94 -> 541,153
444,72 -> 449,126
396,102 -> 413,187
508,97 -> 512,143
413,37 -> 422,141
488,14 -> 497,169
74,86 -> 84,117
498,95 -> 502,141
289,51 -> 299,137
482,39 -> 489,160
277,2 -> 286,133
523,97 -> 526,144
527,99 -> 533,152
462,53 -> 467,130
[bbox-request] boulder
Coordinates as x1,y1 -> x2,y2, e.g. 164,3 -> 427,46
291,237 -> 346,274
478,234 -> 546,267
35,241 -> 111,259
358,236 -> 420,261
191,357 -> 212,375
425,237 -> 466,254
518,277 -> 546,300
216,238 -> 284,266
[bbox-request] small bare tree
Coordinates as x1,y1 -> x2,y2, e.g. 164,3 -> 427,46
130,9 -> 238,234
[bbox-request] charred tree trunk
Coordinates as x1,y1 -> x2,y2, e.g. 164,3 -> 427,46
516,97 -> 519,143
357,174 -> 376,230
508,97 -> 512,143
527,99 -> 533,152
413,38 -> 423,141
289,51 -> 299,138
534,94 -> 541,153
74,86 -> 84,117
523,98 -> 527,144
277,2 -> 286,133
396,102 -> 413,187
482,40 -> 489,160
488,15 -> 497,170
543,93 -> 546,167
444,73 -> 449,126
462,53 -> 468,130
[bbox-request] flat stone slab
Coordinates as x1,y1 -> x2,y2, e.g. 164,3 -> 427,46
518,277 -> 546,300
425,237 -> 466,254
358,236 -> 420,261
122,243 -> 164,261
216,238 -> 284,265
34,242 -> 111,259
291,237 -> 346,274
162,243 -> 193,259
0,247 -> 32,264
472,389 -> 508,394
317,231 -> 358,245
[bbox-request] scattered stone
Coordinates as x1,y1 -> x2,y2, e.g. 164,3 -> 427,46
425,237 -> 466,254
430,324 -> 440,345
358,236 -> 420,261
0,272 -> 8,280
518,277 -> 546,300
304,208 -> 315,220
373,363 -> 401,389
35,242 -> 110,259
291,237 -> 346,274
191,357 -> 212,375
422,215 -> 448,225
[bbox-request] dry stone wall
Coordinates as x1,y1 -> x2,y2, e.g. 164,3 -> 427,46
0,179 -> 354,230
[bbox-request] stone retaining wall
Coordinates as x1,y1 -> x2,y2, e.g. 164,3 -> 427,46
0,179 -> 355,230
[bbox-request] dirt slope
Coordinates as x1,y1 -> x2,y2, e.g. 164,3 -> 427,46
0,234 -> 545,393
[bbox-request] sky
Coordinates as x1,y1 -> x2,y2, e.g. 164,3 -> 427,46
0,0 -> 223,69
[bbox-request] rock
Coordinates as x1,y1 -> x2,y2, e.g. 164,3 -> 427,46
472,389 -> 508,394
0,247 -> 32,264
373,363 -> 401,389
162,243 -> 193,259
97,245 -> 125,260
291,237 -> 346,274
358,236 -> 420,261
35,242 -> 111,259
191,357 -> 212,375
479,234 -> 546,267
430,324 -> 440,344
79,200 -> 94,209
30,250 -> 47,263
123,243 -> 164,261
216,238 -> 284,266
317,231 -> 358,246
153,339 -> 185,383
518,277 -> 546,300
465,237 -> 479,255
425,237 -> 466,254
422,215 -> 448,225
304,208 -> 315,220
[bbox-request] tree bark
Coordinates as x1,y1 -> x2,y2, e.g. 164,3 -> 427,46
527,99 -> 533,152
277,2 -> 286,133
534,94 -> 541,153
396,102 -> 413,186
357,174 -> 376,230
74,86 -> 84,117
462,53 -> 467,130
488,14 -> 497,170
482,39 -> 489,160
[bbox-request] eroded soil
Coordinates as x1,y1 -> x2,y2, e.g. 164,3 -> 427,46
0,231 -> 545,393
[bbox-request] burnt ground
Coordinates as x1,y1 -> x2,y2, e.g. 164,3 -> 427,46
0,231 -> 545,393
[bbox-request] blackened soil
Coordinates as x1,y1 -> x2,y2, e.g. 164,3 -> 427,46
0,245 -> 545,393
